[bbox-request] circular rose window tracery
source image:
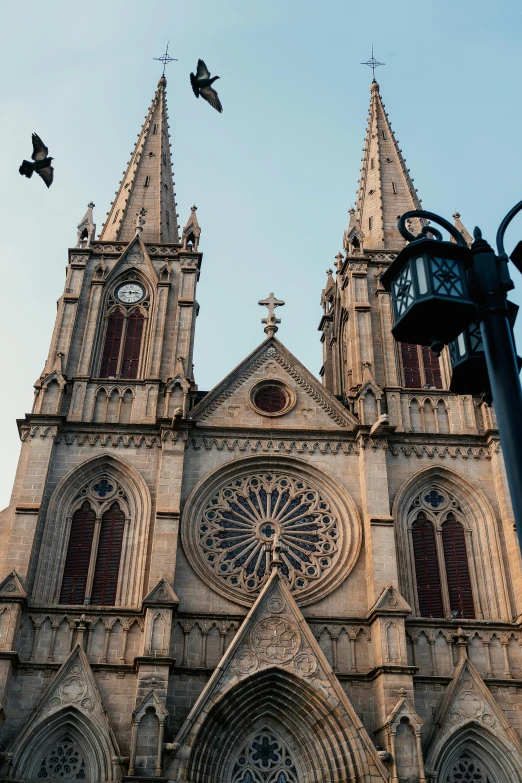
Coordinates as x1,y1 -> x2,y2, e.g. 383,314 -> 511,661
182,461 -> 361,606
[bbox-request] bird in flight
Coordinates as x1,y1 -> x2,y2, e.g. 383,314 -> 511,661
190,59 -> 223,113
19,133 -> 54,188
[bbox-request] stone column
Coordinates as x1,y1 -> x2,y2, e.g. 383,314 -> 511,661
155,719 -> 165,777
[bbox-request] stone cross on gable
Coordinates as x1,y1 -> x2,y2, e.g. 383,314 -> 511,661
265,532 -> 288,572
258,292 -> 285,338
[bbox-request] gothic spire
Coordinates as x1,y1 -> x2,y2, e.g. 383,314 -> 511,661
346,80 -> 421,252
99,76 -> 180,244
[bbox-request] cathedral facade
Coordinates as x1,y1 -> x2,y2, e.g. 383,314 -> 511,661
0,75 -> 521,783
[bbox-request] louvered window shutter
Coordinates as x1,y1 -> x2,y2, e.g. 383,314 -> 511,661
121,311 -> 144,379
422,346 -> 443,389
91,502 -> 125,606
412,512 -> 444,617
59,501 -> 95,605
100,308 -> 124,377
401,343 -> 422,388
442,514 -> 475,619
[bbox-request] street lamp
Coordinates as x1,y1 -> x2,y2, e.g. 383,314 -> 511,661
381,203 -> 522,551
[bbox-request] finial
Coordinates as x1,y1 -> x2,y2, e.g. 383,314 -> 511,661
258,292 -> 285,338
88,201 -> 95,210
265,532 -> 288,572
361,45 -> 385,82
154,42 -> 178,79
182,205 -> 201,251
334,252 -> 344,269
135,207 -> 147,235
453,627 -> 470,664
473,226 -> 482,239
453,212 -> 461,220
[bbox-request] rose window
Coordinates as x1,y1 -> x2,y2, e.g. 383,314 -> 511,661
38,738 -> 86,780
446,752 -> 491,783
199,473 -> 340,597
232,728 -> 298,783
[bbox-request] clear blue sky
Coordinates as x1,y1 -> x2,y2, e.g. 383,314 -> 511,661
1,0 -> 522,508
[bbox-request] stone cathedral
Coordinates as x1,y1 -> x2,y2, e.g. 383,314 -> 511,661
1,73 -> 522,783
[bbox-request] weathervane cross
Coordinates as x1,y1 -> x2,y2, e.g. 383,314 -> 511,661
154,42 -> 178,76
361,45 -> 385,80
258,292 -> 285,338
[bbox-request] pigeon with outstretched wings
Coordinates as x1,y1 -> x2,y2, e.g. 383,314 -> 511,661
19,133 -> 54,188
190,59 -> 223,113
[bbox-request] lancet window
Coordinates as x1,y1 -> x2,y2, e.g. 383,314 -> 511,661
100,308 -> 145,379
59,480 -> 127,606
401,343 -> 443,389
232,729 -> 298,783
409,489 -> 475,619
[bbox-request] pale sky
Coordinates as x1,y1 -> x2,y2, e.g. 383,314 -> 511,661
1,0 -> 522,509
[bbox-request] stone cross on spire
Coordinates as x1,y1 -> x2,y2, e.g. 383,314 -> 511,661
258,292 -> 285,338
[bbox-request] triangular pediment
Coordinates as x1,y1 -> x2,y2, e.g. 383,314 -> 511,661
107,234 -> 157,282
385,696 -> 423,730
0,570 -> 26,600
8,645 -> 120,754
169,569 -> 388,781
189,337 -> 357,429
134,688 -> 169,720
425,644 -> 522,768
143,577 -> 179,607
368,583 -> 412,618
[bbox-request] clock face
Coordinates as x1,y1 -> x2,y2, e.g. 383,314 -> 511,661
115,283 -> 145,304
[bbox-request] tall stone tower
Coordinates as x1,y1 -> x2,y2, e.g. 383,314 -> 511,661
0,75 -> 522,783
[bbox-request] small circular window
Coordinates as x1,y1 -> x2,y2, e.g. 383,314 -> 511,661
249,381 -> 295,417
254,385 -> 287,413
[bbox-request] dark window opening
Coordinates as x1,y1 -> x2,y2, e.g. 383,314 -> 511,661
90,502 -> 125,606
368,216 -> 373,230
442,514 -> 475,619
153,124 -> 158,134
370,157 -> 375,169
401,343 -> 422,388
100,308 -> 124,377
120,311 -> 144,379
144,176 -> 150,188
392,182 -> 397,194
412,512 -> 444,617
254,385 -> 288,413
422,347 -> 443,389
59,501 -> 95,605
381,130 -> 386,139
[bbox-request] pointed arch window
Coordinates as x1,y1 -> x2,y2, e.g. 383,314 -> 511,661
100,308 -> 145,379
412,512 -> 444,618
59,501 -> 95,605
232,728 -> 298,783
442,514 -> 475,619
409,490 -> 475,619
60,500 -> 126,607
401,343 -> 443,389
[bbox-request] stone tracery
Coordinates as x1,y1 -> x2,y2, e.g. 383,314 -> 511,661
197,471 -> 344,601
232,728 -> 298,783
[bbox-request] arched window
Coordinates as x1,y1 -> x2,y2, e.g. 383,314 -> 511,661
412,512 -> 443,618
100,308 -> 124,377
409,490 -> 475,619
99,308 -> 145,379
59,501 -> 95,605
231,728 -> 298,783
401,343 -> 443,389
91,503 -> 125,606
121,311 -> 144,379
442,514 -> 475,619
445,751 -> 492,783
60,499 -> 125,607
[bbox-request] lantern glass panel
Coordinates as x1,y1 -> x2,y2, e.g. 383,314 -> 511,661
430,257 -> 464,297
457,333 -> 466,357
469,322 -> 483,352
393,265 -> 414,316
415,256 -> 428,294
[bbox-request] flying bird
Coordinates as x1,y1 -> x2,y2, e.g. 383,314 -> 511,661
19,133 -> 54,188
190,59 -> 223,113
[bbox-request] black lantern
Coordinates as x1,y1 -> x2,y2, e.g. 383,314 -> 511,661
449,302 -> 521,397
381,211 -> 477,353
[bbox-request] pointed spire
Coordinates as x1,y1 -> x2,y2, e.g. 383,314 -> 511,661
181,205 -> 201,251
452,211 -> 473,247
100,77 -> 180,244
346,80 -> 422,252
76,201 -> 96,247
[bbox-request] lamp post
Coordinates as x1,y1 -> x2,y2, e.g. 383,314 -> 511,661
381,203 -> 522,551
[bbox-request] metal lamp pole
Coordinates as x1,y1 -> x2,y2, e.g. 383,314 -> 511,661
470,203 -> 522,547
